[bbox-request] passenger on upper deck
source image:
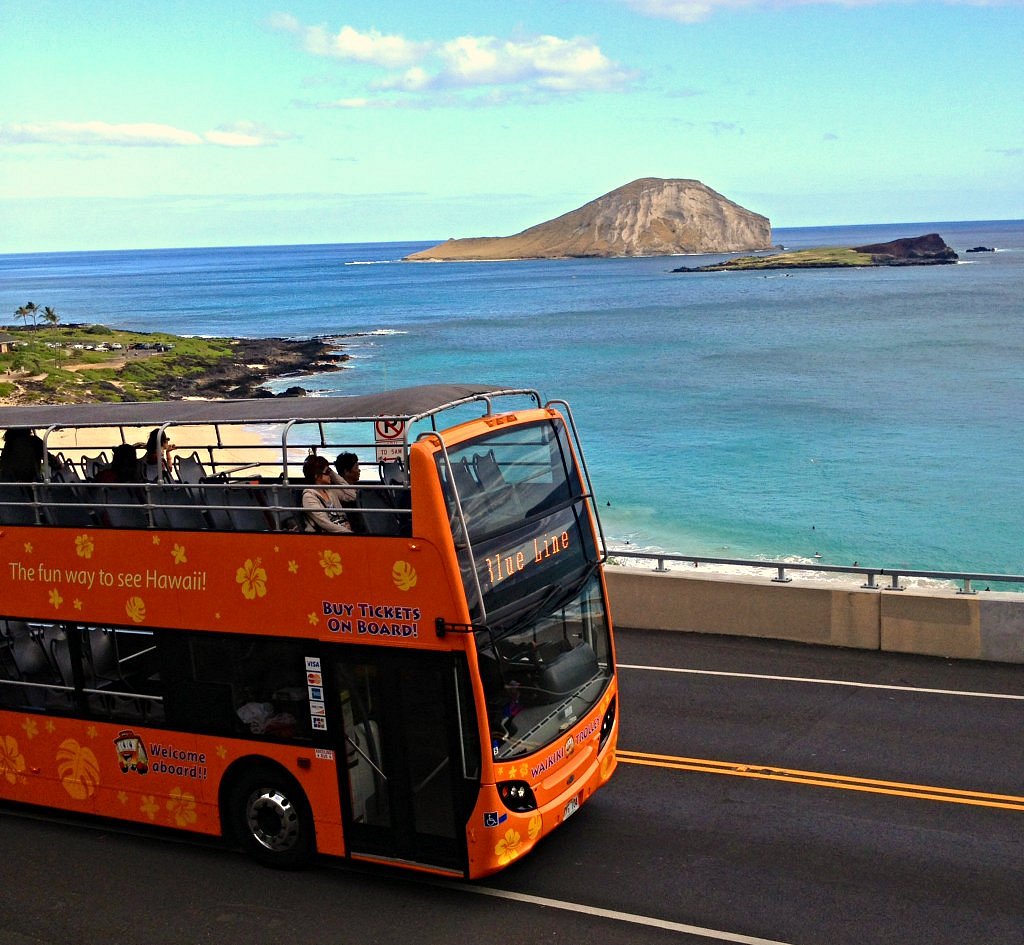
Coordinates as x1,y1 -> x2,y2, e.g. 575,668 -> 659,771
301,455 -> 353,534
94,444 -> 142,483
0,428 -> 45,482
141,429 -> 175,483
333,452 -> 361,504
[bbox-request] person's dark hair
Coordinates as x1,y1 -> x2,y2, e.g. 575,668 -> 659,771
303,454 -> 331,484
144,428 -> 168,459
335,452 -> 359,476
110,443 -> 139,480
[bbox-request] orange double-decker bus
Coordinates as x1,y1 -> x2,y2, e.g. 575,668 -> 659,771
0,385 -> 617,877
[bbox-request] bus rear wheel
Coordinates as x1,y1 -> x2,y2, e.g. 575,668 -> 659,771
228,766 -> 315,869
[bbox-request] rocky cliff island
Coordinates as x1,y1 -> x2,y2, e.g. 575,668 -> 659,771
673,233 -> 959,272
405,178 -> 771,261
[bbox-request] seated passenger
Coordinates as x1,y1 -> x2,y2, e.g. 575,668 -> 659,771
0,428 -> 45,482
333,452 -> 361,503
301,455 -> 352,534
95,444 -> 142,483
141,428 -> 174,483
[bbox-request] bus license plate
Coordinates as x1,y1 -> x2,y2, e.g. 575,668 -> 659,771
563,794 -> 580,821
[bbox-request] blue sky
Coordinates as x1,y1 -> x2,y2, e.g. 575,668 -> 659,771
1,0 -> 1021,252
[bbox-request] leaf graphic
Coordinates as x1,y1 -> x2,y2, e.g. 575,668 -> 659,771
392,560 -> 417,591
57,738 -> 100,800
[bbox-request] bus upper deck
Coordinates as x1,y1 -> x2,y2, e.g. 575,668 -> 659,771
0,384 -> 599,545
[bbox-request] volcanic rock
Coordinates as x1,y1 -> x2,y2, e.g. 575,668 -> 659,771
404,178 -> 771,261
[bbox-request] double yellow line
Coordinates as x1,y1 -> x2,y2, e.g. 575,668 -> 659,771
617,749 -> 1024,812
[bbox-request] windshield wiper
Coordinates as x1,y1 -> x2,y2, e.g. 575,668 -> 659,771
486,560 -> 600,647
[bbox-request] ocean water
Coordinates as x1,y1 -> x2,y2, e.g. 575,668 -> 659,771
1,219 -> 1021,575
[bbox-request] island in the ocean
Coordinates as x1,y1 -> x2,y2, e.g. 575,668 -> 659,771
404,178 -> 771,261
672,233 -> 958,272
0,323 -> 347,405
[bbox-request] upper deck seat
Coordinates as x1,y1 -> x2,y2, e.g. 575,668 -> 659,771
224,485 -> 275,532
100,486 -> 151,528
174,452 -> 208,485
80,453 -> 109,481
151,485 -> 209,530
357,487 -> 404,536
0,484 -> 39,525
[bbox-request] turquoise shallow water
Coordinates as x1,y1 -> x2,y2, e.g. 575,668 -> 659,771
2,219 -> 1022,574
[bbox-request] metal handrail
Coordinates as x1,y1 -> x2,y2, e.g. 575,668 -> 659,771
607,549 -> 1024,595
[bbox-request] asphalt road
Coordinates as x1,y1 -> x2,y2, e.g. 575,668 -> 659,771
3,629 -> 1023,945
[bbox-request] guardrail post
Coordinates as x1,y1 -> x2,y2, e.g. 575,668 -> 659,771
655,556 -> 668,573
957,577 -> 976,595
888,573 -> 903,591
861,572 -> 879,590
772,566 -> 791,584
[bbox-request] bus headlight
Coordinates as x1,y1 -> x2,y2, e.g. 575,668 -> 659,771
599,696 -> 616,751
497,780 -> 537,813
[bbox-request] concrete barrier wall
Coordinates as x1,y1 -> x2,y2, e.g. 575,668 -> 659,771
605,566 -> 1024,664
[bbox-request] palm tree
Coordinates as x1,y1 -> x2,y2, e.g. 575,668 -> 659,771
15,301 -> 39,329
43,306 -> 61,366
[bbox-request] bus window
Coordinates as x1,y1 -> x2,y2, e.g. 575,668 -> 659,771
439,419 -> 582,542
0,619 -> 73,712
83,626 -> 165,724
161,633 -> 313,741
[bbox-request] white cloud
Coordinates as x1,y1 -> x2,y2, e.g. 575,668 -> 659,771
618,0 -> 1024,23
272,16 -> 429,67
0,121 -> 204,147
0,120 -> 293,149
273,15 -> 632,103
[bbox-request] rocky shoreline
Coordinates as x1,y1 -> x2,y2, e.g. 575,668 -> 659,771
163,336 -> 348,400
0,328 -> 349,405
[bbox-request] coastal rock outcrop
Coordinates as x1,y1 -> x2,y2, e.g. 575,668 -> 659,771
852,233 -> 958,265
673,233 -> 958,272
404,178 -> 771,261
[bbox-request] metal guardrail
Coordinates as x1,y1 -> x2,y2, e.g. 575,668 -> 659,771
606,549 -> 1024,595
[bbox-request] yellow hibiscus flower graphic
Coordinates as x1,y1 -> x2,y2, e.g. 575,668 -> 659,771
48,588 -> 63,610
167,788 -> 198,827
528,813 -> 542,841
141,795 -> 160,821
0,735 -> 27,785
319,549 -> 343,578
236,557 -> 267,599
494,828 -> 522,865
21,718 -> 38,740
172,544 -> 187,565
75,534 -> 94,559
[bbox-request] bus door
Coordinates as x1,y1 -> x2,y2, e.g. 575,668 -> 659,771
330,648 -> 480,873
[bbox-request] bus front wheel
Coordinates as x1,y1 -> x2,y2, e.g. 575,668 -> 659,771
228,766 -> 315,869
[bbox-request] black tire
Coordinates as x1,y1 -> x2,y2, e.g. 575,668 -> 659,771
227,766 -> 315,869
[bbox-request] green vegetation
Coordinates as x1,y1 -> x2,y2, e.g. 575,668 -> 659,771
0,321 -> 236,404
708,247 -> 874,271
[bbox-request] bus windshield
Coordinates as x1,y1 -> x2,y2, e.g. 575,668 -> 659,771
476,571 -> 611,761
437,419 -> 612,761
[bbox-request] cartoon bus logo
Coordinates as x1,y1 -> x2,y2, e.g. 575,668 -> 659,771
114,730 -> 149,775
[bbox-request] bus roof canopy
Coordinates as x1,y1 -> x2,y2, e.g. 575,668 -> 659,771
0,384 -> 540,430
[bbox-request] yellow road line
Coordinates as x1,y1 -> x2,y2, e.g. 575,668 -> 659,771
617,749 -> 1024,812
